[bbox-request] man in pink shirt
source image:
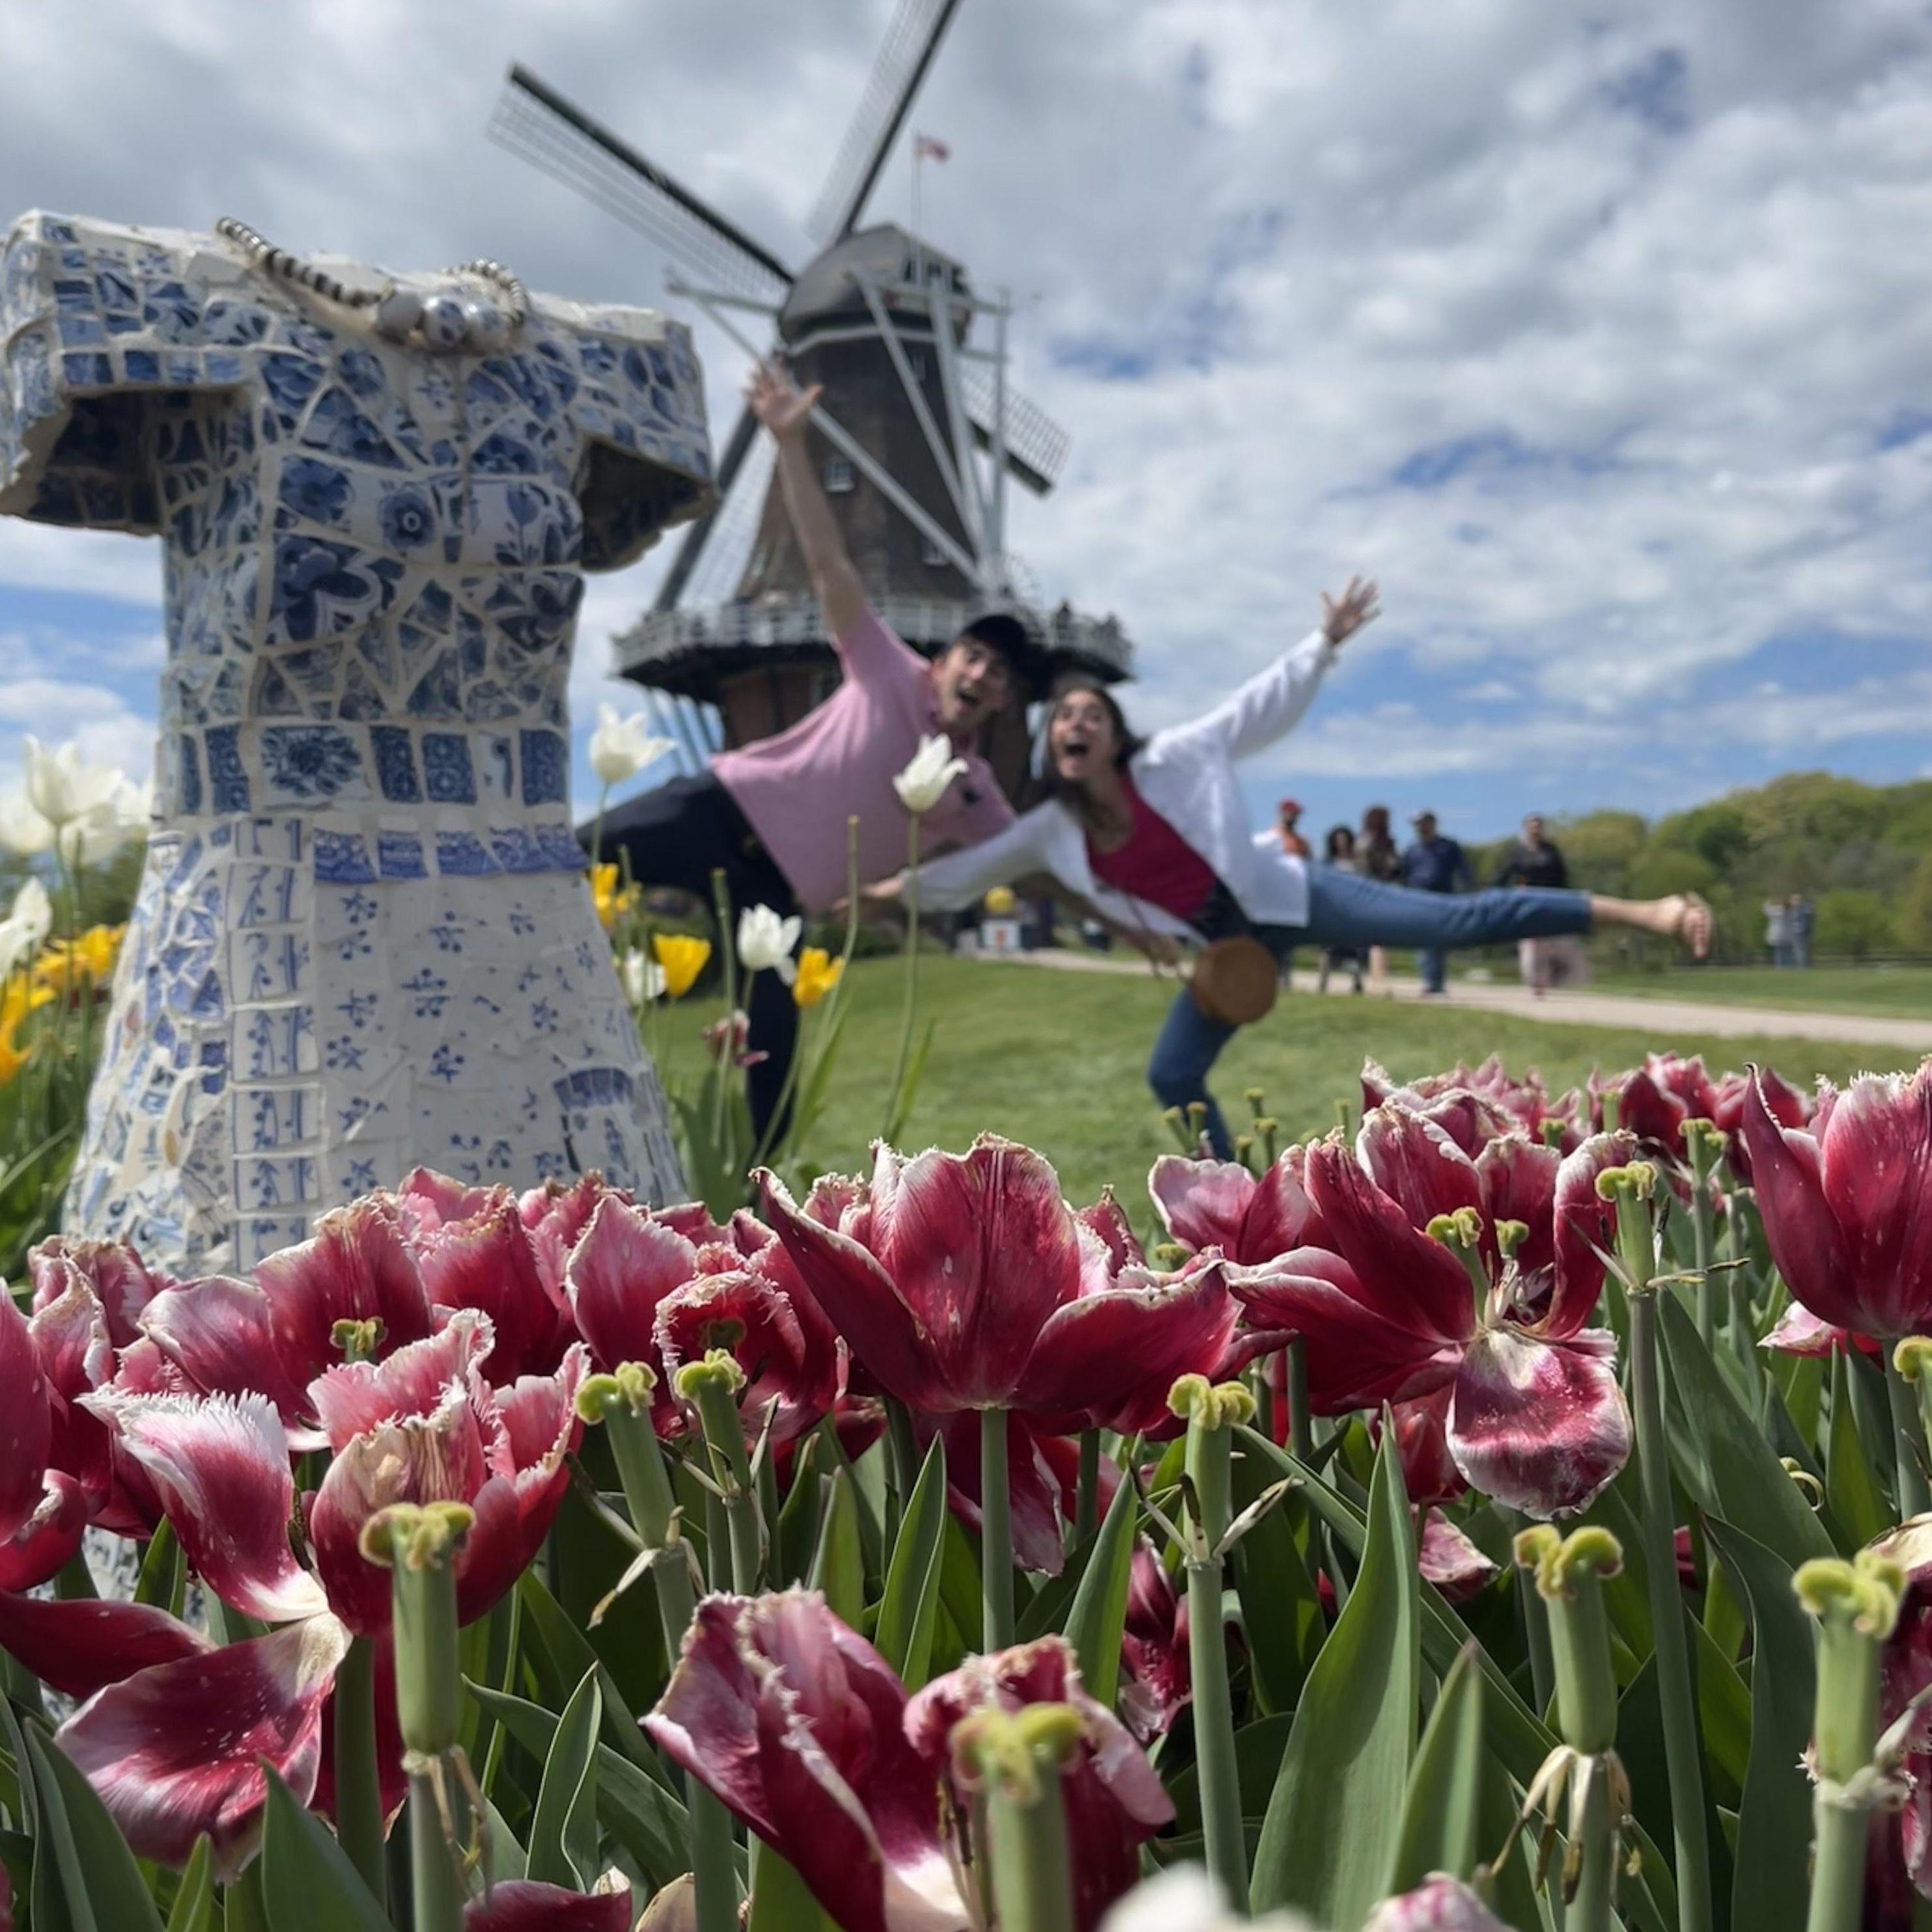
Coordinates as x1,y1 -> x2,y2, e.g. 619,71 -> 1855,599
600,362 -> 1026,1136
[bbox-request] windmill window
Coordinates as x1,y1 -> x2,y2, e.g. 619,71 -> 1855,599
824,456 -> 855,494
919,535 -> 947,565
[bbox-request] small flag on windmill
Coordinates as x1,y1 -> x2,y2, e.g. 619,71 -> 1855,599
913,133 -> 951,162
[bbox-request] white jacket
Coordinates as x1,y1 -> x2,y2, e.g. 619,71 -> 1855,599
908,629 -> 1333,938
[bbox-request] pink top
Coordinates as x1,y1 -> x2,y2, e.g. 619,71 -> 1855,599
1085,775 -> 1217,925
712,606 -> 1014,913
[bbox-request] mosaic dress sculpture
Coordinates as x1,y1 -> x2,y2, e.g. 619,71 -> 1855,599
0,212 -> 713,1268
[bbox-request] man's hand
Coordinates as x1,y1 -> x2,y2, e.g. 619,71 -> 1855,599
746,360 -> 821,443
1132,930 -> 1183,970
1321,575 -> 1380,647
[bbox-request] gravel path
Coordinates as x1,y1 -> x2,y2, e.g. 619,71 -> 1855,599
968,947 -> 1932,1052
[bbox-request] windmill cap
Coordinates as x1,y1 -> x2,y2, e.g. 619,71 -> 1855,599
957,607 -> 1047,696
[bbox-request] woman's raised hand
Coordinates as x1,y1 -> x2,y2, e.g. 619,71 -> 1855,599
1321,575 -> 1381,646
746,359 -> 822,441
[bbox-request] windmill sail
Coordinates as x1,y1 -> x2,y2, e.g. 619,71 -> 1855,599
959,363 -> 1071,496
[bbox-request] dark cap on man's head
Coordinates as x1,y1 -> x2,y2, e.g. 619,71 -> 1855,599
957,607 -> 1046,699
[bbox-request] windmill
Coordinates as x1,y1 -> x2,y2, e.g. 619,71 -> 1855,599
488,0 -> 1130,799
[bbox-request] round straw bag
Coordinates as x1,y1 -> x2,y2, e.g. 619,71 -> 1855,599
1188,935 -> 1280,1026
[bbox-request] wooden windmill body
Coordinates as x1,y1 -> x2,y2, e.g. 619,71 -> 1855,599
492,0 -> 1130,802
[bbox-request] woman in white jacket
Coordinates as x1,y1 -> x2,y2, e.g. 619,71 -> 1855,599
891,579 -> 1711,1156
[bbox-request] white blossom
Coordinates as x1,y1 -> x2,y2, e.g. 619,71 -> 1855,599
892,734 -> 968,815
736,904 -> 802,985
619,947 -> 665,1006
0,878 -> 52,979
589,705 -> 673,789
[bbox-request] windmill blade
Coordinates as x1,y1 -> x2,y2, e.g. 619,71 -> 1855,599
805,0 -> 965,244
490,64 -> 794,303
652,403 -> 761,611
960,363 -> 1071,495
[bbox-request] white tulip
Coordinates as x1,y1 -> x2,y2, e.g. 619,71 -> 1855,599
23,736 -> 125,829
736,904 -> 802,985
892,734 -> 968,815
1100,1869 -> 1316,1932
619,947 -> 664,1006
0,789 -> 53,856
0,877 -> 52,979
589,706 -> 673,789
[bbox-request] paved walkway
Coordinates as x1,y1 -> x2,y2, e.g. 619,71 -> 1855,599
970,947 -> 1932,1052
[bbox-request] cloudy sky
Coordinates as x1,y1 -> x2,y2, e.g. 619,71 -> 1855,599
1,0 -> 1928,843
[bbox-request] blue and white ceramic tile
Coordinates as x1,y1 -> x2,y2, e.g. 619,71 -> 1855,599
1,210 -> 714,1269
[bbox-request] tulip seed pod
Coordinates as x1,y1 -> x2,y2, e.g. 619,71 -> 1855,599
1514,1524 -> 1622,1756
359,1500 -> 473,1756
952,1705 -> 1082,1932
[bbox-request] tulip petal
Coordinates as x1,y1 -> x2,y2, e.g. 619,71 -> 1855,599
1448,1326 -> 1630,1519
1356,1102 -> 1486,1230
645,1591 -> 966,1932
0,1590 -> 213,1699
1016,1260 -> 1235,1423
57,1614 -> 350,1877
30,1281 -> 115,1507
1542,1131 -> 1634,1337
83,1393 -> 326,1623
1148,1156 -> 1255,1256
929,1410 -> 1072,1577
1364,1877 -> 1512,1932
416,1202 -> 560,1381
1474,1135 -> 1560,1280
867,1138 -> 1085,1410
1304,1140 -> 1476,1348
1383,1388 -> 1465,1507
759,1171 -> 952,1412
307,1313 -> 492,1452
255,1201 -> 434,1388
654,1272 -> 827,1447
1239,1143 -> 1330,1263
464,1881 -> 633,1930
0,1471 -> 87,1592
1417,1511 -> 1498,1602
0,1296 -> 51,1545
563,1196 -> 700,1372
1817,1065 -> 1932,1339
1233,1246 -> 1463,1414
1760,1302 -> 1879,1358
137,1275 -> 316,1423
1741,1070 -> 1866,1333
29,1237 -> 162,1349
519,1173 -> 624,1300
1074,1190 -> 1145,1275
396,1167 -> 505,1234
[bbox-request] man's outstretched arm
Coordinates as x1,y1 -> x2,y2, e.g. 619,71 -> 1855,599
746,360 -> 867,643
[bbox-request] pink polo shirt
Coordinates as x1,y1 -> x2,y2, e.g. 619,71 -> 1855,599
712,606 -> 1014,914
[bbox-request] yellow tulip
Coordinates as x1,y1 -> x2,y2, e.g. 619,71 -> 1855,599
33,923 -> 124,991
792,946 -> 844,1009
590,863 -> 639,932
651,932 -> 712,1000
0,977 -> 54,1085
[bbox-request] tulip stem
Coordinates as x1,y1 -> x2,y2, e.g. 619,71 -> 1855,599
334,1636 -> 388,1905
1884,1349 -> 1931,1519
684,1363 -> 764,1595
885,1396 -> 919,1545
407,1767 -> 468,1932
1287,1337 -> 1313,1464
982,1407 -> 1015,1649
1511,1510 -> 1556,1720
884,814 -> 923,1139
983,1753 -> 1076,1932
591,1380 -> 740,1932
1075,1428 -> 1100,1547
708,868 -> 738,1156
1627,1293 -> 1713,1932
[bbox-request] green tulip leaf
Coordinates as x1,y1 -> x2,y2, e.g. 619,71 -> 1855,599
1657,1295 -> 1833,1569
525,1667 -> 604,1891
257,1764 -> 391,1932
1228,1443 -> 1324,1713
807,1467 -> 867,1630
875,1432 -> 947,1692
25,1724 -> 165,1932
1063,1468 -> 1138,1707
1391,1641 -> 1486,1890
163,1836 -> 216,1932
1250,1425 -> 1419,1923
1824,1347 -> 1890,1553
1705,1517 -> 1816,1932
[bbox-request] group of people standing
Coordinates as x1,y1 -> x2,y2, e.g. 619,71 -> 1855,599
602,361 -> 1713,1159
1763,894 -> 1816,969
1268,804 -> 1581,999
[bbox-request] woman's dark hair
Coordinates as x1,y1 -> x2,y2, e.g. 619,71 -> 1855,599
1324,823 -> 1356,861
1036,673 -> 1146,802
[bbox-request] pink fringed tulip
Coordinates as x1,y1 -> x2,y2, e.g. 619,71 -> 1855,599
645,1591 -> 971,1932
1149,1142 -> 1328,1264
463,1879 -> 634,1929
1709,1065 -> 1810,1184
1363,1877 -> 1513,1932
1235,1106 -> 1634,1517
758,1136 -> 1232,1420
905,1635 -> 1175,1932
1743,1062 -> 1932,1341
1120,1543 -> 1192,1744
1868,1517 -> 1932,1898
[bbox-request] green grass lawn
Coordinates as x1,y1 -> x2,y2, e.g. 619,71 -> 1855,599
1590,962 -> 1932,1018
654,953 -> 1911,1209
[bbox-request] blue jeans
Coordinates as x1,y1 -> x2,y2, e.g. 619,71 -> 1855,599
1147,876 -> 1593,1156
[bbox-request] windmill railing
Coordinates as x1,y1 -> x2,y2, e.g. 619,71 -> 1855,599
613,593 -> 1132,682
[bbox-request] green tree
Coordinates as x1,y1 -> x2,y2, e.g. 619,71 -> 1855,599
1812,889 -> 1897,961
1899,850 -> 1932,956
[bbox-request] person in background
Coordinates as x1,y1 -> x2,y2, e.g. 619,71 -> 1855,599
1358,804 -> 1401,995
1498,811 -> 1571,996
1316,824 -> 1366,995
1764,895 -> 1793,968
1402,810 -> 1473,996
1273,798 -> 1312,860
1789,892 -> 1814,969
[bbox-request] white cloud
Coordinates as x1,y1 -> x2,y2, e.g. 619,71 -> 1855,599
0,0 -> 1927,821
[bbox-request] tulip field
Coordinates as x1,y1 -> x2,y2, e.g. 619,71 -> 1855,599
3,941 -> 1931,1932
